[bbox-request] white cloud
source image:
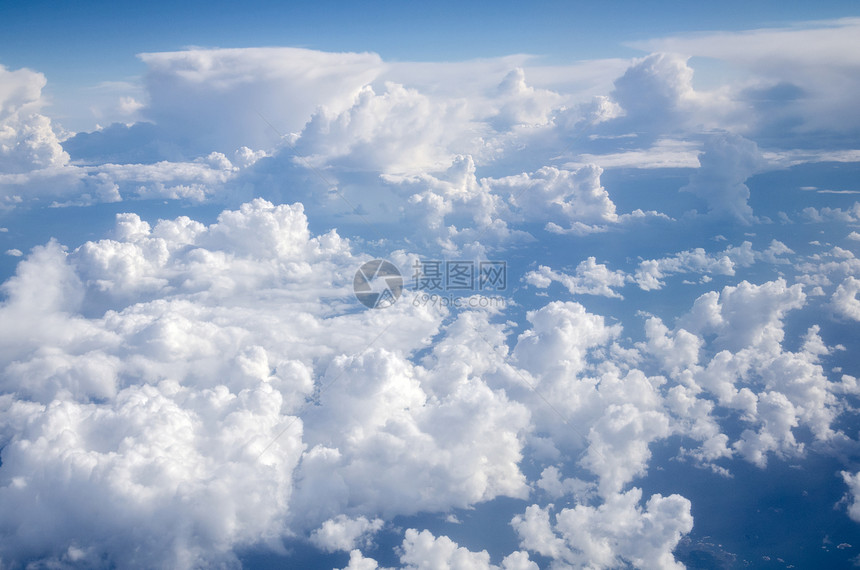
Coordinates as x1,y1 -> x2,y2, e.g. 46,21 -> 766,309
632,240 -> 790,291
631,18 -> 860,137
0,64 -> 68,174
647,279 -> 852,469
509,302 -> 675,493
640,317 -> 702,379
398,529 -> 538,570
512,301 -> 620,386
525,257 -> 628,298
379,155 -> 651,248
384,155 -> 503,240
582,403 -> 671,497
610,53 -> 698,135
536,466 -> 596,502
293,342 -> 531,523
340,549 -> 388,570
512,489 -> 693,569
0,158 -> 243,206
1,192 -> 857,565
0,199 -> 536,566
0,379 -> 304,568
400,529 -> 494,570
138,47 -> 384,157
634,243 -> 742,290
491,68 -> 564,129
681,279 -> 805,352
681,133 -> 765,222
802,203 -> 860,223
764,149 -> 860,168
2,29 -> 860,567
489,164 -> 618,233
842,470 -> 860,523
831,276 -> 860,321
309,515 -> 383,552
565,138 -> 701,170
295,82 -> 482,175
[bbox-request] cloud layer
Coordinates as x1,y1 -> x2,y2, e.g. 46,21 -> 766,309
1,17 -> 860,568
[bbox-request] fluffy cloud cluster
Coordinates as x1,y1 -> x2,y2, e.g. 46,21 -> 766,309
512,490 -> 693,570
338,528 -> 538,570
0,199 -> 546,567
2,196 -> 859,566
634,239 -> 793,290
511,275 -> 856,518
0,64 -> 68,175
652,279 -> 858,468
139,47 -> 384,158
381,156 -> 633,250
831,276 -> 860,321
525,239 -> 793,297
525,257 -> 628,298
295,82 -> 479,174
2,16 -> 860,568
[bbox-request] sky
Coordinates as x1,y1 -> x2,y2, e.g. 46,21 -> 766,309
2,1 -> 860,569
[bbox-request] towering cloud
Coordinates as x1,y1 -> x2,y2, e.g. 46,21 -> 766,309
0,64 -> 68,174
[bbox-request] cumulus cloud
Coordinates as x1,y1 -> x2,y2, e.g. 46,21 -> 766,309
0,64 -> 68,173
508,301 -> 677,494
294,82 -> 481,175
491,68 -> 564,130
631,18 -> 860,141
400,529 -> 496,570
339,529 -> 537,570
138,47 -> 384,157
633,240 -> 794,291
489,164 -> 618,234
309,515 -> 384,552
802,202 -> 860,223
681,133 -> 765,222
525,257 -> 628,298
2,25 -> 860,568
831,276 -> 860,320
512,301 -> 620,388
640,278 -> 856,470
842,470 -> 860,523
1,195 -> 858,565
380,155 -> 651,248
0,380 -> 303,568
536,466 -> 596,502
511,489 -> 693,569
609,53 -> 697,136
293,345 -> 531,524
681,278 -> 806,352
0,155 -> 244,206
635,244 -> 742,290
0,199 -> 548,566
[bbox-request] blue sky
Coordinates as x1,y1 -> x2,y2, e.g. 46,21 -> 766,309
4,1 -> 858,90
2,2 -> 860,569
